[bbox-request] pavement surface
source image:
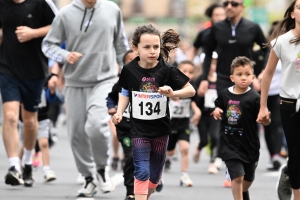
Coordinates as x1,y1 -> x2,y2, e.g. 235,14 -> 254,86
0,120 -> 284,200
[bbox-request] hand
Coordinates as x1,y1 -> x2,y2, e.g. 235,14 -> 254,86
67,52 -> 83,64
112,113 -> 122,125
252,78 -> 261,92
197,80 -> 208,97
108,108 -> 117,115
256,107 -> 271,125
212,107 -> 223,120
15,26 -> 35,43
190,112 -> 201,126
158,85 -> 174,97
48,75 -> 58,94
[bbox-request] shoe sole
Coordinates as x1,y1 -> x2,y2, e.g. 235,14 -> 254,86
5,173 -> 24,186
45,177 -> 56,182
24,181 -> 34,187
77,190 -> 97,197
180,181 -> 193,187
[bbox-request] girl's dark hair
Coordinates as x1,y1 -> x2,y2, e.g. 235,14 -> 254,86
131,24 -> 180,61
205,3 -> 224,19
268,0 -> 298,47
122,49 -> 134,64
230,56 -> 255,75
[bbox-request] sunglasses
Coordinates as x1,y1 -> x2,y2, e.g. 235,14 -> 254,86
223,1 -> 243,7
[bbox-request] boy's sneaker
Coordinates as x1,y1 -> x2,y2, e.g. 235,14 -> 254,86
272,155 -> 283,170
32,152 -> 41,168
223,179 -> 231,188
97,168 -> 115,193
155,179 -> 163,192
76,173 -> 85,185
22,165 -> 34,187
193,150 -> 201,163
124,195 -> 135,200
44,170 -> 56,182
214,157 -> 223,170
276,164 -> 292,200
165,159 -> 171,171
111,157 -> 119,170
5,166 -> 24,186
180,174 -> 193,187
77,176 -> 97,197
208,163 -> 218,174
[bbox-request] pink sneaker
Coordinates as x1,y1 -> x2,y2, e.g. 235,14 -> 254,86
32,152 -> 41,167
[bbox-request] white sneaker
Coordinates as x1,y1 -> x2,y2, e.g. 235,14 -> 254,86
208,163 -> 218,174
97,169 -> 115,193
44,170 -> 56,182
77,177 -> 97,197
214,157 -> 223,170
180,173 -> 193,187
76,173 -> 85,185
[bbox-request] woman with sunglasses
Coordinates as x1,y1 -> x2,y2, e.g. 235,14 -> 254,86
257,1 -> 300,200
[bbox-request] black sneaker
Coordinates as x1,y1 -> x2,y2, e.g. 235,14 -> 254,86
124,195 -> 135,200
22,165 -> 34,187
276,164 -> 292,200
5,166 -> 24,186
165,159 -> 171,171
155,179 -> 163,192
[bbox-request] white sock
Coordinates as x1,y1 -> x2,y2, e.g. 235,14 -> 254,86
181,171 -> 188,176
43,166 -> 51,172
9,157 -> 21,172
22,148 -> 34,166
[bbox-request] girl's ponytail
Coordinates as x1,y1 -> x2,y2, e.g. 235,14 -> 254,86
160,29 -> 180,61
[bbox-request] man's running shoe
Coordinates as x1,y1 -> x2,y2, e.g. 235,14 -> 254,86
5,166 -> 24,186
276,164 -> 292,200
44,169 -> 56,182
165,159 -> 171,171
180,174 -> 193,187
23,165 -> 34,187
97,168 -> 115,193
155,179 -> 163,192
77,176 -> 97,197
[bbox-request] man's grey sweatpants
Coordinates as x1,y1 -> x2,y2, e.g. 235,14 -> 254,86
65,78 -> 117,177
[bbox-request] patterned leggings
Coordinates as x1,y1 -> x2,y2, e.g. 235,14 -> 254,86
132,135 -> 169,194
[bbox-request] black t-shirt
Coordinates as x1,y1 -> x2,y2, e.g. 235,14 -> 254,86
119,57 -> 189,138
214,87 -> 260,163
193,27 -> 212,52
202,18 -> 268,80
0,0 -> 56,80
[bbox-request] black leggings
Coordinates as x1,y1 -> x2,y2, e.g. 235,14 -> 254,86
197,113 -> 220,162
280,97 -> 300,189
264,95 -> 283,157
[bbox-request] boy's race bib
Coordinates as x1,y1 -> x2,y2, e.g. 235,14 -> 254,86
204,89 -> 218,108
169,99 -> 191,118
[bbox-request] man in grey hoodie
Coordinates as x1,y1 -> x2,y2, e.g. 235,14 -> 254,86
42,0 -> 127,197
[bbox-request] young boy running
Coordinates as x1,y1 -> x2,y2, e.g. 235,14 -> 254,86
165,60 -> 201,187
212,56 -> 270,200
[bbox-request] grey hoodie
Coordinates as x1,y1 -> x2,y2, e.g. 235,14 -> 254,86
42,0 -> 127,87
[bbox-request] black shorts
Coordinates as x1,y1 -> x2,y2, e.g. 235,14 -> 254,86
225,159 -> 258,182
0,73 -> 45,112
167,128 -> 190,151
